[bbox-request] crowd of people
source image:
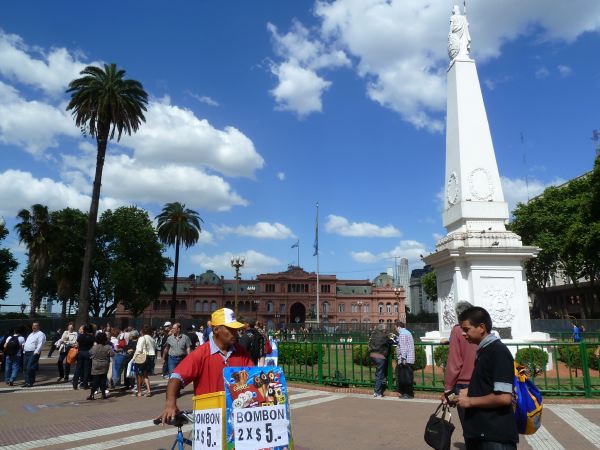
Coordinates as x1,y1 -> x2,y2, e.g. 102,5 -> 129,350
0,313 -> 274,402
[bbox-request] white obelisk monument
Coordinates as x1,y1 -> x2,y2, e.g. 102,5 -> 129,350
423,5 -> 539,340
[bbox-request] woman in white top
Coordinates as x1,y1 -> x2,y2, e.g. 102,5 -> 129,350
57,322 -> 78,382
132,325 -> 156,397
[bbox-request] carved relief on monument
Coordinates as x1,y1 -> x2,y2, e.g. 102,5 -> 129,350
481,278 -> 515,328
448,5 -> 471,60
468,168 -> 493,201
446,172 -> 459,206
441,290 -> 456,327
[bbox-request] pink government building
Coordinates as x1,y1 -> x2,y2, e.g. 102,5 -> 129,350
117,266 -> 406,329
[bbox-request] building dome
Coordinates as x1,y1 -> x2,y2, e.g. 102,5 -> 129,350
373,272 -> 394,288
196,270 -> 221,286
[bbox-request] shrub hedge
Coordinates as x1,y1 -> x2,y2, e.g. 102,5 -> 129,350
515,347 -> 548,375
433,346 -> 449,368
278,342 -> 321,366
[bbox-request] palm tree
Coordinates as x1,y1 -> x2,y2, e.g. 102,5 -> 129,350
66,63 -> 148,325
14,204 -> 51,316
156,202 -> 203,319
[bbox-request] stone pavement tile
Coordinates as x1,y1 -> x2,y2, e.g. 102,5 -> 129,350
538,408 -> 597,450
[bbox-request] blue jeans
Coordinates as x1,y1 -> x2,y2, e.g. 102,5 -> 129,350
372,357 -> 387,395
112,353 -> 126,384
4,355 -> 21,383
168,355 -> 184,375
23,351 -> 40,385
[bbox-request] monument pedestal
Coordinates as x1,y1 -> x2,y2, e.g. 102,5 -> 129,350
425,230 -> 538,340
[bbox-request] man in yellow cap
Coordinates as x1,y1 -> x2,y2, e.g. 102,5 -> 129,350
157,308 -> 253,424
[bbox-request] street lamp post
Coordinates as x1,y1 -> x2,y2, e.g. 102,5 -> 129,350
274,313 -> 281,331
393,287 -> 402,321
353,301 -> 365,330
230,256 -> 245,317
247,285 -> 258,321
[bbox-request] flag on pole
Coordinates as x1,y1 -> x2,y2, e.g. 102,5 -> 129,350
291,240 -> 299,249
313,203 -> 319,256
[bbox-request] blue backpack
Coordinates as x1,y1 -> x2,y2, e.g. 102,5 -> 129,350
513,363 -> 543,435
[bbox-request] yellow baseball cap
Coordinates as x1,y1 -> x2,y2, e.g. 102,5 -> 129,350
211,308 -> 245,328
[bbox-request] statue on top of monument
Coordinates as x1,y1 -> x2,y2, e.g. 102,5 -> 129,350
448,4 -> 471,61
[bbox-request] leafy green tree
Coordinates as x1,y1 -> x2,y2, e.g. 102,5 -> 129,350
95,206 -> 172,317
14,204 -> 51,316
48,208 -> 87,317
66,64 -> 148,324
0,220 -> 18,300
421,271 -> 437,301
156,202 -> 203,319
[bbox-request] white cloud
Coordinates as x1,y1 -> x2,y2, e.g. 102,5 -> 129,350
187,91 -> 220,107
197,229 -> 215,245
325,214 -> 401,238
501,175 -> 565,212
270,61 -> 332,117
557,64 -> 573,77
267,21 -> 350,117
215,222 -> 295,240
351,240 -> 427,265
0,81 -> 79,155
120,97 -> 264,178
99,154 -> 248,212
535,67 -> 550,79
277,172 -> 286,181
0,169 -> 122,217
266,0 -> 600,130
190,250 -> 282,276
432,232 -> 444,242
0,29 -> 100,97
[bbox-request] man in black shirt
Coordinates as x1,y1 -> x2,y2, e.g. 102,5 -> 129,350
455,306 -> 517,450
239,320 -> 264,365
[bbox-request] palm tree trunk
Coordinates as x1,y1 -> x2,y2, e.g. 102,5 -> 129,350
170,236 -> 180,319
30,267 -> 39,317
76,130 -> 108,325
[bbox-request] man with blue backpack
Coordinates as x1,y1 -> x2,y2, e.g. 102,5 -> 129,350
455,306 -> 518,450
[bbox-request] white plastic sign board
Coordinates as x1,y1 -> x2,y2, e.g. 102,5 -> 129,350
193,408 -> 223,449
232,405 -> 289,450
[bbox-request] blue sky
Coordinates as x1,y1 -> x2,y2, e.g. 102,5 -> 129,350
1,1 -> 599,310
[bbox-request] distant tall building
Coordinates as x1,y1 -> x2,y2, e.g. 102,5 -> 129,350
409,265 -> 435,315
396,257 -> 410,307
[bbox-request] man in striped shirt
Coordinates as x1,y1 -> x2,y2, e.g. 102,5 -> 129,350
395,321 -> 415,399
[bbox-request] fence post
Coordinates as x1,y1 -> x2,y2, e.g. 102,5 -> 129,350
580,342 -> 592,398
317,344 -> 323,384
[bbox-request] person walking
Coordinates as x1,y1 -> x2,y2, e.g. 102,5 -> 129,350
112,328 -> 127,388
3,328 -> 24,386
163,323 -> 191,376
122,330 -> 138,391
88,332 -> 114,400
442,301 -> 477,428
132,325 -> 156,397
368,324 -> 392,398
394,321 -> 415,399
57,322 -> 78,382
160,322 -> 172,379
72,324 -> 95,390
22,322 -> 46,387
455,306 -> 518,450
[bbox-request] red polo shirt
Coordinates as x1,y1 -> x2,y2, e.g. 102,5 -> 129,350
172,338 -> 253,396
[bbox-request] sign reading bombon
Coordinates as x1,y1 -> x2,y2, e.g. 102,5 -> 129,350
224,366 -> 293,450
193,408 -> 223,449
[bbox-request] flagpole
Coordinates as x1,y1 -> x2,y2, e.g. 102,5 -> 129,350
315,202 -> 320,325
298,240 -> 300,267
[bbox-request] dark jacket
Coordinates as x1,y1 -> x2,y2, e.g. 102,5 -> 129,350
368,329 -> 391,358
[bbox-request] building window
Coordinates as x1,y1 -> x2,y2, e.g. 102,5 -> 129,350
194,301 -> 201,312
394,303 -> 399,313
378,303 -> 384,314
351,303 -> 358,313
338,303 -> 345,313
321,284 -> 330,293
323,301 -> 330,313
338,319 -> 345,324
386,303 -> 391,313
267,301 -> 273,312
203,301 -> 209,312
210,301 -> 217,312
266,284 -> 275,293
364,304 -> 370,313
279,303 -> 285,313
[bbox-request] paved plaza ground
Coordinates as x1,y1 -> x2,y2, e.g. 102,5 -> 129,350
1,357 -> 600,449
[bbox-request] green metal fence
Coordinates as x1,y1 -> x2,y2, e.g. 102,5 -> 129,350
277,340 -> 600,398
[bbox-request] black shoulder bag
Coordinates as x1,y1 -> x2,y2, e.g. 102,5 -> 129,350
424,402 -> 455,450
